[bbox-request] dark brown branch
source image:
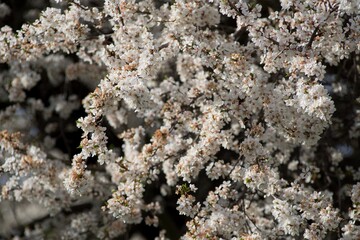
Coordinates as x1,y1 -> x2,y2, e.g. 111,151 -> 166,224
306,25 -> 320,49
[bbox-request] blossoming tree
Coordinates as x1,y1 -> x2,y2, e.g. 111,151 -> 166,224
0,0 -> 359,239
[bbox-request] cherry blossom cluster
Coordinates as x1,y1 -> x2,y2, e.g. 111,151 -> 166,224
0,0 -> 359,239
